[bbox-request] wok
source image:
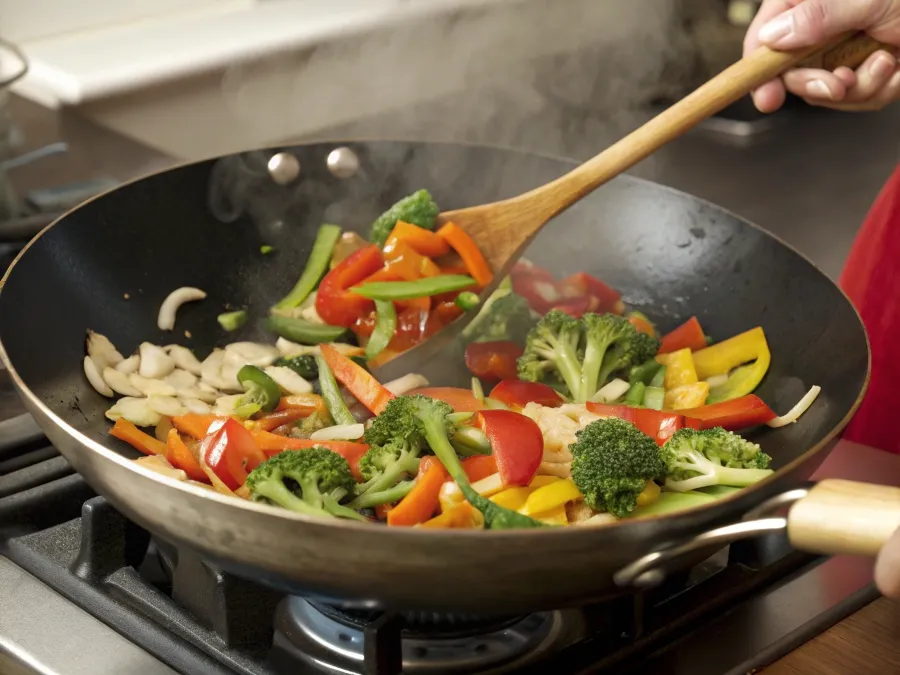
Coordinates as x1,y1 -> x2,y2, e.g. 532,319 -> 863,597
0,141 -> 872,612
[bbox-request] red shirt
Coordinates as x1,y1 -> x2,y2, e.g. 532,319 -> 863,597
839,163 -> 900,453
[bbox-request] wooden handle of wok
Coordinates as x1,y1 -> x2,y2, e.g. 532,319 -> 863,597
787,479 -> 900,557
527,32 -> 890,221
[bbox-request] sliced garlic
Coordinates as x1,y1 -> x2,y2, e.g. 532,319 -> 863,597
275,337 -> 364,358
102,367 -> 143,397
165,345 -> 203,375
138,343 -> 175,379
165,369 -> 197,390
200,349 -> 239,392
310,423 -> 365,441
84,357 -> 114,397
128,373 -> 177,397
175,386 -> 219,404
223,342 -> 280,367
115,354 -> 140,375
264,365 -> 313,395
158,286 -> 207,331
384,373 -> 429,395
213,394 -> 243,416
105,396 -> 162,427
148,395 -> 188,417
180,397 -> 212,414
86,331 -> 124,371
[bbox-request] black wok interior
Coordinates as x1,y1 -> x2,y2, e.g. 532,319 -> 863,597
0,141 -> 868,486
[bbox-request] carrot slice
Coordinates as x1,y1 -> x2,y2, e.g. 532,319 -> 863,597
165,429 -> 208,482
436,222 -> 493,287
319,343 -> 395,414
251,408 -> 310,432
110,419 -> 167,456
387,456 -> 448,526
276,394 -> 328,416
385,221 -> 451,258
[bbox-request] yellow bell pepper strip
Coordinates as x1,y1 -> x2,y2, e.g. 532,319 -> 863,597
529,475 -> 562,489
655,348 -> 698,389
692,327 -> 771,403
490,487 -> 533,511
664,382 -> 711,411
419,501 -> 485,529
110,419 -> 167,456
519,479 -> 583,516
635,480 -> 661,507
529,504 -> 568,526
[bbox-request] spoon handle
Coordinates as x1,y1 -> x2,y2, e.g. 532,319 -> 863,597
521,32 -> 890,222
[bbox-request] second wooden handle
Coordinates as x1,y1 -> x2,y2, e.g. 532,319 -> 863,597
787,479 -> 900,557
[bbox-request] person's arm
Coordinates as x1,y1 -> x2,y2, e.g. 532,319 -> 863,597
744,0 -> 900,112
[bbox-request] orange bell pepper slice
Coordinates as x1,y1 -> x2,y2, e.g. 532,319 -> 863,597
249,429 -> 369,480
171,413 -> 228,440
250,408 -> 311,432
419,501 -> 484,529
320,343 -> 394,415
109,419 -> 167,456
436,222 -> 493,287
387,456 -> 448,527
384,221 -> 451,258
461,455 -> 498,483
275,393 -> 328,416
165,429 -> 208,482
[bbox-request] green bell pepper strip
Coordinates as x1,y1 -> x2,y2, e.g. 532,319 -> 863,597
455,291 -> 480,311
266,316 -> 346,344
629,359 -> 662,385
217,310 -> 248,332
351,275 -> 476,300
235,365 -> 281,417
642,386 -> 665,411
272,224 -> 342,310
364,299 -> 397,361
314,354 -> 356,426
624,381 -> 646,406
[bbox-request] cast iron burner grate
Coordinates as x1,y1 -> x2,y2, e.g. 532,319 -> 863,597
0,431 -> 881,675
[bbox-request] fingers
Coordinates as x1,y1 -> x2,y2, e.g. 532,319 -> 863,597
757,0 -> 886,49
744,0 -> 794,111
808,69 -> 900,110
875,526 -> 900,599
783,67 -> 850,102
786,50 -> 900,110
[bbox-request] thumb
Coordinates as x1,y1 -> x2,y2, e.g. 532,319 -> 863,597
758,0 -> 881,49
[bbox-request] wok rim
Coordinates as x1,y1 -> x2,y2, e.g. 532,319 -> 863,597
0,139 -> 872,544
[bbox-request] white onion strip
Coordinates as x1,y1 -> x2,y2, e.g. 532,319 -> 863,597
157,287 -> 207,331
84,357 -> 114,397
384,373 -> 429,396
310,423 -> 365,441
767,386 -> 822,428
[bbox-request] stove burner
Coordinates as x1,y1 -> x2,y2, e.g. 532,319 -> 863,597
275,598 -> 562,675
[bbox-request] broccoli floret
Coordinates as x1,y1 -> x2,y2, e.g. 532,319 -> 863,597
517,310 -> 583,400
275,354 -> 318,379
661,427 -> 774,493
387,394 -> 544,529
369,189 -> 440,248
246,448 -> 366,521
289,411 -> 333,438
581,313 -> 633,400
348,442 -> 422,509
462,284 -> 535,344
570,418 -> 667,518
596,327 -> 660,389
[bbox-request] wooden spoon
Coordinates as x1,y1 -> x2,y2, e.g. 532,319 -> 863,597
373,32 -> 887,381
441,32 -> 888,277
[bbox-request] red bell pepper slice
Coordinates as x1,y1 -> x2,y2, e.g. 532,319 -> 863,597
557,272 -> 623,314
510,261 -> 560,314
387,456 -> 448,527
319,343 -> 394,415
408,387 -> 485,413
315,245 -> 384,327
461,455 -> 499,483
249,430 -> 369,480
659,316 -> 707,354
464,341 -> 523,381
474,410 -> 543,487
549,295 -> 601,318
200,418 -> 267,490
586,402 -> 684,446
489,379 -> 563,410
681,395 -> 777,431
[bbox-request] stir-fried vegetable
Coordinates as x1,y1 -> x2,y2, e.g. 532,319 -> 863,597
266,316 -> 346,344
218,310 -> 248,332
369,189 -> 440,248
314,354 -> 356,426
273,224 -> 342,310
352,275 -> 476,301
365,299 -> 397,361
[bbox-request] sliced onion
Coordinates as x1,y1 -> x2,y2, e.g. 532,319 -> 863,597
176,386 -> 219,404
383,373 -> 429,396
223,342 -> 280,367
84,357 -> 114,397
264,366 -> 313,395
165,369 -> 197,390
181,397 -> 212,414
275,338 -> 365,358
86,330 -> 124,371
200,349 -> 238,392
148,395 -> 188,417
767,386 -> 822,428
138,343 -> 175,379
165,345 -> 203,375
310,423 -> 365,441
103,367 -> 143,397
135,455 -> 188,481
128,373 -> 177,397
590,378 -> 631,403
115,354 -> 140,375
105,397 -> 162,427
158,286 -> 206,331
214,394 -> 243,416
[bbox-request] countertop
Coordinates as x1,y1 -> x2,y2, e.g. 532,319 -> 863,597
5,95 -> 900,674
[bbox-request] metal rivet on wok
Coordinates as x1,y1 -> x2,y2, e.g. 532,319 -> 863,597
268,152 -> 301,185
326,147 -> 360,179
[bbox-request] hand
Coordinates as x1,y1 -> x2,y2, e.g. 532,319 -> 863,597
744,0 -> 900,112
876,526 -> 900,598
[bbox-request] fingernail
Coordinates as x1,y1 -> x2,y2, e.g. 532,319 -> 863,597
870,54 -> 895,79
806,79 -> 833,99
758,13 -> 794,44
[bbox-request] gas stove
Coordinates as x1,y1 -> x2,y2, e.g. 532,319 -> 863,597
0,396 -> 889,675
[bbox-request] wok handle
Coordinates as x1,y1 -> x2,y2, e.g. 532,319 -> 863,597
787,479 -> 900,557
